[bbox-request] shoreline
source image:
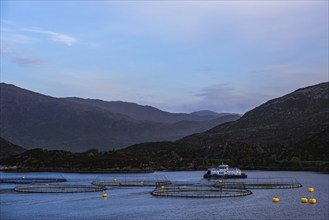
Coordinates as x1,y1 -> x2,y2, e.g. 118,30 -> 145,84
1,166 -> 328,174
0,168 -> 155,174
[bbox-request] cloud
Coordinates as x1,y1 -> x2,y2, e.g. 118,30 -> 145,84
87,42 -> 101,48
7,34 -> 37,44
1,23 -> 37,44
25,28 -> 77,46
193,60 -> 328,114
0,19 -> 15,25
194,84 -> 273,114
249,63 -> 329,95
1,20 -> 77,46
1,43 -> 44,66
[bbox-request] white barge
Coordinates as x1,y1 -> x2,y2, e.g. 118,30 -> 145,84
203,164 -> 247,179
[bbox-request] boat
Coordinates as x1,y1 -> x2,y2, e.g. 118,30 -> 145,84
203,163 -> 247,179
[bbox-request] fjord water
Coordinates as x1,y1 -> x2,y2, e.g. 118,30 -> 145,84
1,171 -> 328,220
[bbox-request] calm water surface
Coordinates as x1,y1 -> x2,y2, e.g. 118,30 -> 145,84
0,171 -> 328,220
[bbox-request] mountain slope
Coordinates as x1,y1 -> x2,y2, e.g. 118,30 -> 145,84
0,83 -> 239,152
181,82 -> 328,146
0,137 -> 26,158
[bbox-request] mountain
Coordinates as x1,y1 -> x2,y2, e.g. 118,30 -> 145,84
0,137 -> 26,158
0,83 -> 239,152
181,82 -> 328,146
122,82 -> 329,169
191,110 -> 223,117
1,82 -> 328,171
63,98 -> 227,123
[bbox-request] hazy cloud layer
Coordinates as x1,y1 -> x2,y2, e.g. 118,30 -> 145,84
194,84 -> 269,113
25,28 -> 77,46
1,43 -> 44,66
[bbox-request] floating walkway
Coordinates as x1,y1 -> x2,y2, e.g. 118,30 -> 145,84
14,184 -> 106,193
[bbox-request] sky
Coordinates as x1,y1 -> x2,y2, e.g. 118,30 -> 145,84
1,1 -> 328,114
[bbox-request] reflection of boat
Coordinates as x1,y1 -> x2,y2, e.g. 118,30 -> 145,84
203,164 -> 247,179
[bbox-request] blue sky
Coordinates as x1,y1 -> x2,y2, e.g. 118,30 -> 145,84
1,1 -> 328,114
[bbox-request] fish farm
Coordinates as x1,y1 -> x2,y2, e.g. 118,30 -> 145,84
1,173 -> 303,198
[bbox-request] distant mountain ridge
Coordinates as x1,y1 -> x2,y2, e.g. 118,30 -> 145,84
0,83 -> 240,152
190,110 -> 227,117
63,98 -> 233,123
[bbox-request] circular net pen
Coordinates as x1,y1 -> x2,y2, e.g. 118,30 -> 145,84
92,175 -> 171,187
214,177 -> 302,189
0,177 -> 67,184
14,184 -> 106,193
151,184 -> 252,198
